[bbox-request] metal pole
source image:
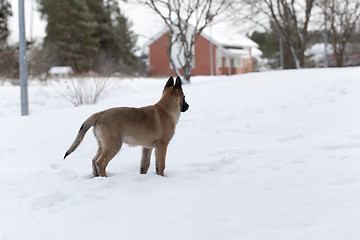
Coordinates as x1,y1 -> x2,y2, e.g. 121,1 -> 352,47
19,0 -> 29,116
323,0 -> 329,68
279,37 -> 284,69
30,0 -> 34,42
209,24 -> 214,76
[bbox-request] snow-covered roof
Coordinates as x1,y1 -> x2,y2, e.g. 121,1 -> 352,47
142,28 -> 169,50
201,24 -> 258,49
251,48 -> 263,58
143,23 -> 258,51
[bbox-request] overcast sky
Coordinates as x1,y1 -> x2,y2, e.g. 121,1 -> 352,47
8,0 -> 46,43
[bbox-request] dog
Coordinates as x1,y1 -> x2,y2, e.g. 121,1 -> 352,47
64,76 -> 189,177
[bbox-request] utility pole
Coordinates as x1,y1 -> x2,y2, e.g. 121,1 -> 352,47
30,0 -> 34,42
323,0 -> 329,68
207,13 -> 214,76
19,0 -> 29,116
209,25 -> 214,75
279,37 -> 284,69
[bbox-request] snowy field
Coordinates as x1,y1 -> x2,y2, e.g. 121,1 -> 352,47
1,68 -> 360,240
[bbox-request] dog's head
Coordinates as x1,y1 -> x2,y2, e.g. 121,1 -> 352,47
164,76 -> 189,112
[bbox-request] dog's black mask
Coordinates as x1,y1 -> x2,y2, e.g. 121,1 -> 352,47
181,97 -> 189,112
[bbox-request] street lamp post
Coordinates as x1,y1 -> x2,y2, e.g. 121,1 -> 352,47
19,0 -> 29,116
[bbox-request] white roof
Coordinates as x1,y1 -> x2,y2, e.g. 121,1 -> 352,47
202,23 -> 259,49
143,23 -> 259,52
251,47 -> 263,57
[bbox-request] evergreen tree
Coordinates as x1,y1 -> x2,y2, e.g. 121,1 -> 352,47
250,21 -> 300,69
0,0 -> 12,47
86,0 -> 114,73
87,0 -> 137,73
109,1 -> 137,68
39,0 -> 99,72
0,0 -> 17,78
39,0 -> 137,74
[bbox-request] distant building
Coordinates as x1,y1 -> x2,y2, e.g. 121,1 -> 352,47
143,27 -> 259,77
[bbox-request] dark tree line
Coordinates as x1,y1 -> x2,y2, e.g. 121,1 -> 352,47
0,0 -> 11,45
38,0 -> 138,74
0,0 -> 18,79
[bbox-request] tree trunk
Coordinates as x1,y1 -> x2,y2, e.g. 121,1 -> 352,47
183,66 -> 191,82
166,32 -> 181,77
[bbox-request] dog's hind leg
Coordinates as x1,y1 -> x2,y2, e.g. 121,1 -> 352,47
140,147 -> 153,174
95,143 -> 121,177
92,145 -> 102,177
155,143 -> 168,177
92,127 -> 102,177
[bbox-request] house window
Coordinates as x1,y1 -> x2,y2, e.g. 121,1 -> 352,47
230,58 -> 242,68
237,58 -> 242,67
229,57 -> 243,68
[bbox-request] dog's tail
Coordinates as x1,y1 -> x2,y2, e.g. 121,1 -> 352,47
63,113 -> 99,160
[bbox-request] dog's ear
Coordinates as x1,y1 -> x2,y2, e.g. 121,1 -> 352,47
174,76 -> 182,89
164,76 -> 174,88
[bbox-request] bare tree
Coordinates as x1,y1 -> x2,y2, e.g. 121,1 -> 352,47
139,0 -> 231,82
232,0 -> 315,69
321,0 -> 360,67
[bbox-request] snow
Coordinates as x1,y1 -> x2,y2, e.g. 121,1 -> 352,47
306,43 -> 333,63
1,68 -> 360,240
48,66 -> 74,76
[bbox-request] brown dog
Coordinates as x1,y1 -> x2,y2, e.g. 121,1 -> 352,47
64,76 -> 189,177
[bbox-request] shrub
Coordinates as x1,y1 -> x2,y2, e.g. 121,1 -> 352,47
56,74 -> 109,106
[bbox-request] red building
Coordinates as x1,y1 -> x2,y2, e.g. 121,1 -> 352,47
143,28 -> 259,77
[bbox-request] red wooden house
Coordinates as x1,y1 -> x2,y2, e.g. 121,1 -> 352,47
143,28 -> 259,77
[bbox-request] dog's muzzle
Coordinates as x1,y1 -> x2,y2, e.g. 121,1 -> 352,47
181,100 -> 189,112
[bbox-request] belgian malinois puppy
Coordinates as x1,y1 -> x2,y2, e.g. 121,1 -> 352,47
64,76 -> 189,177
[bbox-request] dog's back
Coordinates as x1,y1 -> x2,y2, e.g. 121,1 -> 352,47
94,106 -> 164,148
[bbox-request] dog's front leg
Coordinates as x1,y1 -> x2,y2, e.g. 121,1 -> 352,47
140,147 -> 153,174
155,143 -> 168,176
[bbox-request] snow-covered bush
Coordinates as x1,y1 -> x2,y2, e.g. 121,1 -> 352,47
56,75 -> 109,106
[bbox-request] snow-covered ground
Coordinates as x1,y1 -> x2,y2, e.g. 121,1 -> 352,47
1,68 -> 360,240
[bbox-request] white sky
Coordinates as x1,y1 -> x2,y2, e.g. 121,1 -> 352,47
8,0 -> 46,43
